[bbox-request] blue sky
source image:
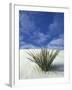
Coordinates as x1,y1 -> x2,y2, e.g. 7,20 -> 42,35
19,10 -> 64,49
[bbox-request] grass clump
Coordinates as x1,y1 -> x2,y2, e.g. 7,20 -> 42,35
27,48 -> 59,72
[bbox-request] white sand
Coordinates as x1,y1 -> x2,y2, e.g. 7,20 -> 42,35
20,49 -> 64,79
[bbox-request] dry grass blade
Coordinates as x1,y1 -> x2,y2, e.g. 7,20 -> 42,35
26,48 -> 59,72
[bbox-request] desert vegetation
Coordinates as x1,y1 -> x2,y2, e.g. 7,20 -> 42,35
26,48 -> 59,72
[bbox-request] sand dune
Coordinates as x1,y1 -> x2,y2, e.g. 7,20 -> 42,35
20,49 -> 64,79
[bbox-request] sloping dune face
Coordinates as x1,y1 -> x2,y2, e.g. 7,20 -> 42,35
20,49 -> 64,79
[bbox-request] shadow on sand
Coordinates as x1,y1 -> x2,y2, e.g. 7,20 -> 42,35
50,64 -> 64,72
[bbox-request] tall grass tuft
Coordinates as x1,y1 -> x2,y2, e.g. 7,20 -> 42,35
27,48 -> 59,72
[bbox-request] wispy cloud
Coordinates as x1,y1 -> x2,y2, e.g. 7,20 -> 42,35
48,14 -> 64,37
19,11 -> 36,35
20,41 -> 37,49
31,31 -> 48,45
47,34 -> 64,49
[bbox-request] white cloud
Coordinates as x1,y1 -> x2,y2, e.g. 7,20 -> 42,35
48,14 -> 64,37
32,31 -> 49,45
20,13 -> 36,34
20,41 -> 37,49
49,21 -> 58,32
35,32 -> 48,43
49,38 -> 63,46
47,36 -> 64,49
